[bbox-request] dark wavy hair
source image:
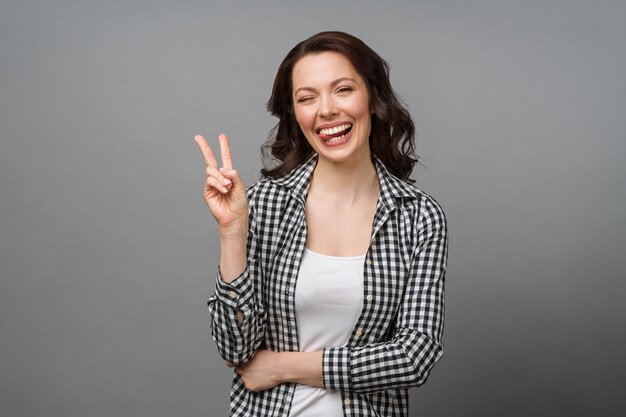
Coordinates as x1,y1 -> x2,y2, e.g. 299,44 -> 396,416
261,31 -> 417,183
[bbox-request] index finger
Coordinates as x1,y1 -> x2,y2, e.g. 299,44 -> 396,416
218,133 -> 234,170
194,134 -> 219,168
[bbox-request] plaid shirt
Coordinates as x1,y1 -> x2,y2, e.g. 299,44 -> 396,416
208,155 -> 448,417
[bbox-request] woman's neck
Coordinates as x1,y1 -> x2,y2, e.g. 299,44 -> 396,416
309,155 -> 379,203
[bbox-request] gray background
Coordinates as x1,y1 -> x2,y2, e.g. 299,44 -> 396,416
1,0 -> 624,416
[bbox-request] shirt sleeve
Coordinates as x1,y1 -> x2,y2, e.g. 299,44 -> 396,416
207,186 -> 267,365
322,197 -> 448,393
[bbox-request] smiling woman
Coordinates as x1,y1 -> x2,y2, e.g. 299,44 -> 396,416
196,31 -> 448,417
292,52 -> 372,165
262,31 -> 418,183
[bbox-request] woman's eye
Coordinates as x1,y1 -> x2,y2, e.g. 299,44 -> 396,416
297,96 -> 312,103
337,87 -> 353,94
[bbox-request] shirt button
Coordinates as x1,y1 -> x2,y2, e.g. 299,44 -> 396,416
344,398 -> 351,406
366,259 -> 372,266
228,291 -> 237,299
355,328 -> 363,337
366,294 -> 373,302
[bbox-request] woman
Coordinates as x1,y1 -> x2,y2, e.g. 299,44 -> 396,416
195,31 -> 447,417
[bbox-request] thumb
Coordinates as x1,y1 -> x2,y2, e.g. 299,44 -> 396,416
220,168 -> 245,191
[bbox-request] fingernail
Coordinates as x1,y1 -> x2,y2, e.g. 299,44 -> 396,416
223,178 -> 231,185
222,187 -> 228,193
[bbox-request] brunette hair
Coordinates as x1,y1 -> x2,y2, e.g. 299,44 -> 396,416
261,31 -> 418,183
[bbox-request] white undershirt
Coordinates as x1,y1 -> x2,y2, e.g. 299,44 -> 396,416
288,248 -> 365,417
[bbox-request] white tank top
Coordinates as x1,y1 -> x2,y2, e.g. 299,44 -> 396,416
288,248 -> 365,417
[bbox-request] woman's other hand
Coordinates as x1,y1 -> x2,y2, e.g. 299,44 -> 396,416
229,350 -> 283,392
194,134 -> 248,235
226,350 -> 324,392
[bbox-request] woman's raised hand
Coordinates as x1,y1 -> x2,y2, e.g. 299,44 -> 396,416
194,134 -> 248,235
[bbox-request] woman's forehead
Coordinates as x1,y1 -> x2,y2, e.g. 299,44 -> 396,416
292,52 -> 363,89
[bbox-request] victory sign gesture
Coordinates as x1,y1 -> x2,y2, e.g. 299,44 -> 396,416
194,134 -> 248,237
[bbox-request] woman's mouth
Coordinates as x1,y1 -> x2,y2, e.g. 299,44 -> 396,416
317,123 -> 353,145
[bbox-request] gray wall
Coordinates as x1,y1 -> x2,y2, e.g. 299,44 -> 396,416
1,1 -> 624,416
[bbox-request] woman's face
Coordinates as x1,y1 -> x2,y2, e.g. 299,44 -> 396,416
291,51 -> 372,166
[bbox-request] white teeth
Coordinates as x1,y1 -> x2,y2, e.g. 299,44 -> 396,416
320,124 -> 351,136
326,134 -> 345,143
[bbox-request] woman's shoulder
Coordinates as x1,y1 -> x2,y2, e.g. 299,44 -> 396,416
246,157 -> 317,204
385,175 -> 447,230
243,176 -> 296,208
244,179 -> 272,196
406,183 -> 445,216
377,163 -> 445,219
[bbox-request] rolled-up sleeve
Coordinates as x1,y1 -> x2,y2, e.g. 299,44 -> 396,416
322,197 -> 447,393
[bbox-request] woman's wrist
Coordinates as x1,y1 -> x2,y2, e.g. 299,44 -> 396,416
276,351 -> 324,387
219,222 -> 247,242
275,352 -> 290,384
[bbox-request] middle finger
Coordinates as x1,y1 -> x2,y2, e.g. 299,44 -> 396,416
218,133 -> 234,170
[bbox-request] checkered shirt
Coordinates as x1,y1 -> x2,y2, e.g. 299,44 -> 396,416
207,155 -> 448,417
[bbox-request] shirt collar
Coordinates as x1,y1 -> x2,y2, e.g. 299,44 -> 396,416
268,154 -> 419,208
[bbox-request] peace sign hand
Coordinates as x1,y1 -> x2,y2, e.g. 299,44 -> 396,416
194,134 -> 248,234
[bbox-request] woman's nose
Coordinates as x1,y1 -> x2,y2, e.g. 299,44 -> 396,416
318,95 -> 339,118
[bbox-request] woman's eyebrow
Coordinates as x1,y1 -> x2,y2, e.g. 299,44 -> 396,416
294,77 -> 357,95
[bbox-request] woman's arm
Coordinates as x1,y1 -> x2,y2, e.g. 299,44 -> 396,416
207,186 -> 267,365
196,134 -> 267,365
322,197 -> 447,393
232,350 -> 324,392
218,225 -> 247,325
